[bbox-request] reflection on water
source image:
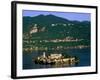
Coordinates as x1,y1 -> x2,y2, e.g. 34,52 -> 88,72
23,48 -> 90,69
51,62 -> 76,68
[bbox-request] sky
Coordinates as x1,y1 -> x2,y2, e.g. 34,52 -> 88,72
23,10 -> 91,21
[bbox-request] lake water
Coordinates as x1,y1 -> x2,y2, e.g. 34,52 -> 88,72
23,48 -> 91,69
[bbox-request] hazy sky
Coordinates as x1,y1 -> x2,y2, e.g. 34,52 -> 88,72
23,10 -> 91,21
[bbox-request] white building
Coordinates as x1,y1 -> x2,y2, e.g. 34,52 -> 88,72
30,24 -> 38,34
50,54 -> 62,59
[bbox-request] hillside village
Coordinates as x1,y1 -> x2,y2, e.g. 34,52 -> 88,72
23,15 -> 90,51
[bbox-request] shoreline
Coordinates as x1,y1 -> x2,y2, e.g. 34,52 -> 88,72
23,45 -> 90,52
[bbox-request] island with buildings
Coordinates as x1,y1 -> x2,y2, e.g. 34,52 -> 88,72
33,52 -> 79,65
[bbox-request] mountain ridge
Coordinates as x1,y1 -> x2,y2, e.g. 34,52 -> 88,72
23,14 -> 90,40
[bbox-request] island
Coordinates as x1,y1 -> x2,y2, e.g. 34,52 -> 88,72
33,52 -> 79,65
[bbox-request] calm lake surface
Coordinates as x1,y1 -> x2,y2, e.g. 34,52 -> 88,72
23,48 -> 91,69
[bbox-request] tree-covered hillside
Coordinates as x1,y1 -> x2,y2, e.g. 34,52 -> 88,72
23,14 -> 90,40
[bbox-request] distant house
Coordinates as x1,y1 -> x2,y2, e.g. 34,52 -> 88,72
30,24 -> 38,34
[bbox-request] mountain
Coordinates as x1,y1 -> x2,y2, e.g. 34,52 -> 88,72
24,14 -> 70,24
23,14 -> 90,40
23,14 -> 71,31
